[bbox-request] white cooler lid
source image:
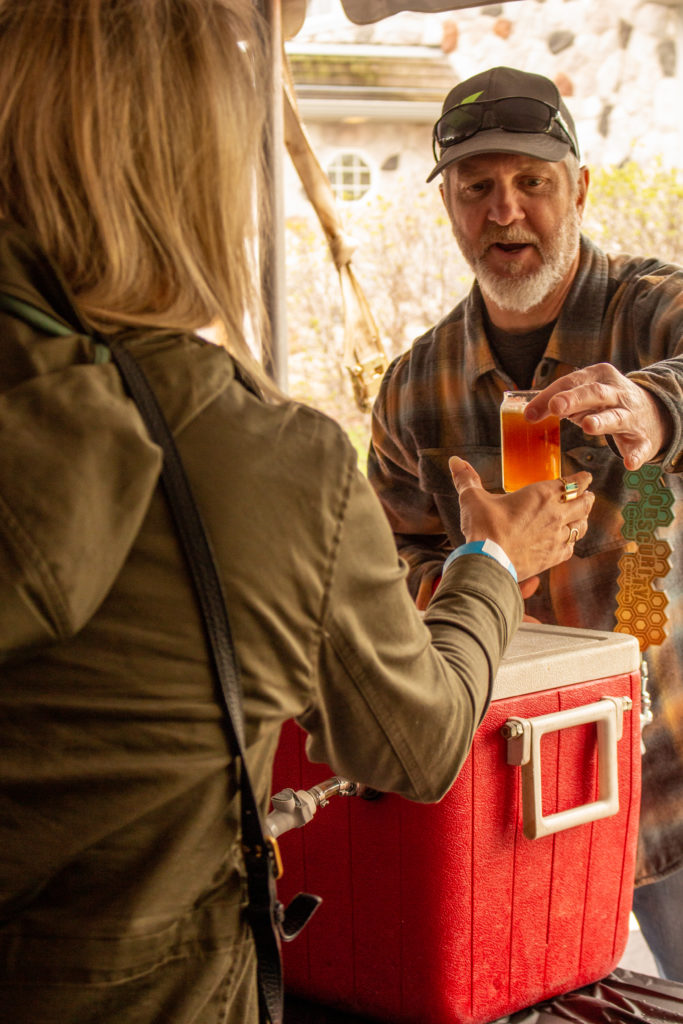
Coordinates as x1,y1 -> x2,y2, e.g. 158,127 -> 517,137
493,622 -> 641,700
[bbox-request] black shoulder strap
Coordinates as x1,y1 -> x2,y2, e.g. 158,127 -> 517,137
106,339 -> 286,1024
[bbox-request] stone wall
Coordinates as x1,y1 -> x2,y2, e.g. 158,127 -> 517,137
293,0 -> 683,170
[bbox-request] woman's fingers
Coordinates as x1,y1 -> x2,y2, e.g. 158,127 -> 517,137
455,470 -> 595,582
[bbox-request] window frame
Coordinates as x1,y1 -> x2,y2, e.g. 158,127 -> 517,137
326,149 -> 375,203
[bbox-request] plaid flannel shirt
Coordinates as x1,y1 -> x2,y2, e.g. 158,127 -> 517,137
369,235 -> 683,885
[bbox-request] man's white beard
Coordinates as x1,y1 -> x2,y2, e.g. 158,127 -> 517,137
455,211 -> 581,313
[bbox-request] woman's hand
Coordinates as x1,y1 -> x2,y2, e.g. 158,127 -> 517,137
449,456 -> 594,582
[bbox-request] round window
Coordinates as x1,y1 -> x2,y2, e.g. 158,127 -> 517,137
327,152 -> 372,202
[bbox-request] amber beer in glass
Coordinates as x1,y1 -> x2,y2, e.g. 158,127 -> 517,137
500,390 -> 561,492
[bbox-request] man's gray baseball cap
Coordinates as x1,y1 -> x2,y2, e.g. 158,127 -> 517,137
427,66 -> 580,183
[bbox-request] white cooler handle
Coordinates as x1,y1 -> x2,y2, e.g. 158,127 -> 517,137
502,696 -> 633,840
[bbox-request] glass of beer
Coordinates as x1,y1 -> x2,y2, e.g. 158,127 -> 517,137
500,390 -> 561,492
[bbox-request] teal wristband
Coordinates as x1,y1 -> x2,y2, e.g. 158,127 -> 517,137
443,539 -> 518,583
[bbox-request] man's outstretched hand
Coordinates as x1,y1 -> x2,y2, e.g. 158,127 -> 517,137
524,363 -> 672,470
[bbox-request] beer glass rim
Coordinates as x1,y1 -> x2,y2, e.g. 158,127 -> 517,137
503,390 -> 540,397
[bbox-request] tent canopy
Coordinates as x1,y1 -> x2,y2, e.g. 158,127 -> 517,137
339,0 -> 523,25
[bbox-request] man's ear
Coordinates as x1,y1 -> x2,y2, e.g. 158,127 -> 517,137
576,165 -> 590,219
439,176 -> 458,235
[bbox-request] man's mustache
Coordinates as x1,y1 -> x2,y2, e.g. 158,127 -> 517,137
478,228 -> 541,254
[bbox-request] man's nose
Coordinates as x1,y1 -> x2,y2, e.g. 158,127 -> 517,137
486,184 -> 525,226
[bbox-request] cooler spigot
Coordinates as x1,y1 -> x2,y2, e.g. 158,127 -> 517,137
265,777 -> 367,839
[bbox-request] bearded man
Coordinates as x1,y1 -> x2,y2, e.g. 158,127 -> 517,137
368,67 -> 683,979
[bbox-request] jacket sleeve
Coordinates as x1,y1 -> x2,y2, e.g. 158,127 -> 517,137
301,460 -> 523,804
621,262 -> 683,473
0,365 -> 162,660
630,358 -> 683,474
367,361 -> 450,605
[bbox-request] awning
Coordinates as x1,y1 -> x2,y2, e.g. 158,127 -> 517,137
339,0 -> 523,25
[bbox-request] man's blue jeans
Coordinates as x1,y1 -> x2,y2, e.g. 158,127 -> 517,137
632,865 -> 683,982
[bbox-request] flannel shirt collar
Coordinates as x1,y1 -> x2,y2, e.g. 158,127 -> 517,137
545,235 -> 609,367
463,284 -> 499,388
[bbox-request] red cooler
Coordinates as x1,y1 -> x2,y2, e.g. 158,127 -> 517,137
272,623 -> 643,1024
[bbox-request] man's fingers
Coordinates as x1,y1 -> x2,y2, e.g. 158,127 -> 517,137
547,380 -> 617,420
526,366 -> 625,423
524,372 -> 587,420
623,447 -> 648,472
528,369 -> 667,466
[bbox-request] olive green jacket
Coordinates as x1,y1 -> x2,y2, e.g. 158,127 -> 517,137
0,221 -> 522,1022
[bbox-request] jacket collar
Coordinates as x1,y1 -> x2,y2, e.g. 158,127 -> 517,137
0,218 -> 91,335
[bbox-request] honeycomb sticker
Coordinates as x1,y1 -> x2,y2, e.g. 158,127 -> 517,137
616,465 -> 674,651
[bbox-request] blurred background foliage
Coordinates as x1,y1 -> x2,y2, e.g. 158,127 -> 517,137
285,160 -> 683,467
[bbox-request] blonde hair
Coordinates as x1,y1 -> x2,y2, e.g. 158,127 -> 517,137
0,0 -> 274,391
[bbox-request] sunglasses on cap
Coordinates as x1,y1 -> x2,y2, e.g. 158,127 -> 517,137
432,96 -> 579,161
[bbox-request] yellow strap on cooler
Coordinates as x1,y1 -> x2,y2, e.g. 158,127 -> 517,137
265,835 -> 284,881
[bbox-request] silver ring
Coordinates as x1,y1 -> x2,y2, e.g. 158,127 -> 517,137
567,525 -> 579,545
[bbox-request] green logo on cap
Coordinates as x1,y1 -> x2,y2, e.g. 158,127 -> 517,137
462,91 -> 484,104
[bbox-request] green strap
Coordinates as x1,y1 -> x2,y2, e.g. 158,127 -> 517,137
0,291 -> 110,363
